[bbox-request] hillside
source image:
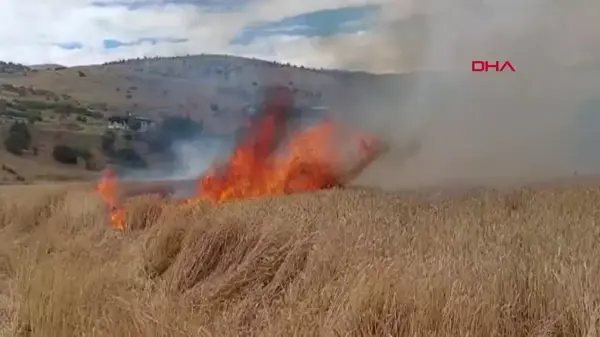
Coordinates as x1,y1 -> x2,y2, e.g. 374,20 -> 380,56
2,53 -> 594,187
0,54 -> 442,185
0,55 -> 339,183
0,55 -> 358,120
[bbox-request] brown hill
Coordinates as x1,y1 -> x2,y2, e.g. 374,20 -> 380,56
0,55 -> 443,185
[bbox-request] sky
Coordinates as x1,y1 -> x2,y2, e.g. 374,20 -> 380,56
0,0 -> 598,72
0,0 -> 400,69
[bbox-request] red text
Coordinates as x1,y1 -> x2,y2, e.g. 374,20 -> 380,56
471,60 -> 515,72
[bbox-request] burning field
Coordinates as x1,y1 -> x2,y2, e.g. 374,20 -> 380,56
4,92 -> 600,337
97,94 -> 387,231
4,175 -> 600,336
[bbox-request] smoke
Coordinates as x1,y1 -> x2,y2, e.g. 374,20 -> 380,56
169,137 -> 236,179
322,0 -> 600,189
118,0 -> 600,193
115,134 -> 236,184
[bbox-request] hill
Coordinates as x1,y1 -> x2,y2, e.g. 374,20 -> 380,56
0,55 -> 366,120
0,54 -> 444,185
27,64 -> 65,70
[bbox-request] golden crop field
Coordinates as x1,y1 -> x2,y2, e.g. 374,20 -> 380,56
1,181 -> 600,336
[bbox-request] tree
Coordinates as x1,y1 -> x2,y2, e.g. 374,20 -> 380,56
52,145 -> 90,165
4,122 -> 31,155
4,132 -> 29,155
127,117 -> 141,131
101,131 -> 116,153
9,122 -> 30,139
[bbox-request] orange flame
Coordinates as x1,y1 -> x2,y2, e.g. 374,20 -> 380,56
197,118 -> 341,202
96,168 -> 125,231
95,93 -> 384,230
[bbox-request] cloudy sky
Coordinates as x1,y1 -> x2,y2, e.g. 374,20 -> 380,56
1,0 -> 598,72
0,0 -> 404,68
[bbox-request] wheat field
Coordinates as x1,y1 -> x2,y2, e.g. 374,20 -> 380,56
1,182 -> 600,336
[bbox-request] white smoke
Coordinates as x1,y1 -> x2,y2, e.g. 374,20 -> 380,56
168,137 -> 236,180
324,0 -> 600,189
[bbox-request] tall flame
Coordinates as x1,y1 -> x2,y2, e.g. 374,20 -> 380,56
95,92 -> 385,230
96,168 -> 125,230
197,111 -> 344,203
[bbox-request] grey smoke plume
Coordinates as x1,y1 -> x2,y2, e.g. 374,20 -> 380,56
321,0 -> 600,189
117,135 -> 236,184
169,137 -> 235,180
121,0 -> 600,193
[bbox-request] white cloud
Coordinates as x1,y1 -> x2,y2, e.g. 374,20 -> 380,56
1,0 -> 599,73
0,0 -> 394,68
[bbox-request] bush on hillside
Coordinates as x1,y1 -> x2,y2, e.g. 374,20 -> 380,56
4,122 -> 31,155
52,145 -> 91,166
4,133 -> 30,155
28,115 -> 42,124
101,131 -> 116,153
112,148 -> 146,168
9,121 -> 31,136
127,117 -> 141,131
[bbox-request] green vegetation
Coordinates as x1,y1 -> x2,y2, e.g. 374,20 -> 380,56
0,61 -> 29,73
1,108 -> 40,121
101,131 -> 116,153
4,122 -> 31,155
52,144 -> 96,170
127,117 -> 142,131
13,99 -> 103,119
100,130 -> 146,168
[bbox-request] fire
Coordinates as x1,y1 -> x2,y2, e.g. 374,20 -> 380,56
96,168 -> 125,231
95,93 -> 385,229
197,118 -> 340,202
196,110 -> 385,203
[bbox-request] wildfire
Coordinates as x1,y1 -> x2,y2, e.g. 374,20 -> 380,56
96,168 -> 125,231
95,94 -> 385,230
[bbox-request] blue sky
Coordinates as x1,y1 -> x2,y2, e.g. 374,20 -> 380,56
0,0 -> 389,67
54,2 -> 380,53
2,0 -> 599,72
0,0 -> 402,69
230,5 -> 379,45
102,37 -> 188,49
91,0 -> 254,12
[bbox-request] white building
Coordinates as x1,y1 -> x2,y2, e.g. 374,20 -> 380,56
107,115 -> 155,132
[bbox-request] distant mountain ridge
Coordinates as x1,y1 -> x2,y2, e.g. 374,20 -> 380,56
29,64 -> 67,70
0,54 -> 450,126
0,61 -> 30,73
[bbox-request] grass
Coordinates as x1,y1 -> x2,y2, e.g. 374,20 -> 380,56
1,182 -> 600,336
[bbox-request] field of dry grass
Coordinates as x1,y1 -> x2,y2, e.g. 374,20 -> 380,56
1,182 -> 600,336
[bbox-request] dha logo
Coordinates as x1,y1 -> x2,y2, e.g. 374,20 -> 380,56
471,60 -> 516,72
